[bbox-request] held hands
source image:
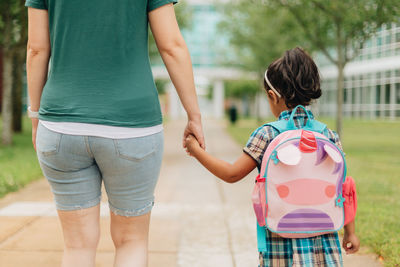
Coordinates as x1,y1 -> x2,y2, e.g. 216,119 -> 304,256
185,134 -> 201,156
183,117 -> 205,150
342,232 -> 360,254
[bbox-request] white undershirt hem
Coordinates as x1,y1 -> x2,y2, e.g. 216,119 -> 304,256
39,120 -> 163,139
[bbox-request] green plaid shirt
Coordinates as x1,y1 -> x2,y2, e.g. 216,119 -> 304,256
243,108 -> 342,170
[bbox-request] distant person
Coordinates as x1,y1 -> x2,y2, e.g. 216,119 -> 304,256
25,0 -> 204,266
229,104 -> 238,124
185,48 -> 359,266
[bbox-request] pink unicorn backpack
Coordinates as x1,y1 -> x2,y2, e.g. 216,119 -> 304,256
252,105 -> 347,251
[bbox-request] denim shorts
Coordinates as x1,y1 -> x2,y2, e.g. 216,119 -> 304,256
35,122 -> 164,216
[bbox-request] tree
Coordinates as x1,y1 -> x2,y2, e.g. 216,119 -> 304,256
218,0 -> 306,120
12,0 -> 28,133
219,1 -> 305,76
0,0 -> 26,145
270,0 -> 400,137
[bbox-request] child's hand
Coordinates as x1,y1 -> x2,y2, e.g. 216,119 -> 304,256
185,134 -> 201,156
342,232 -> 360,254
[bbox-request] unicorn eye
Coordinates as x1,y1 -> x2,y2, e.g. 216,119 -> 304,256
276,144 -> 301,165
323,145 -> 342,163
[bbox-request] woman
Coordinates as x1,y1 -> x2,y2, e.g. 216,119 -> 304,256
25,0 -> 204,266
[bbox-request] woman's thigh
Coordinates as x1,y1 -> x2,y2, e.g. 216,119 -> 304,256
36,122 -> 102,210
90,131 -> 164,217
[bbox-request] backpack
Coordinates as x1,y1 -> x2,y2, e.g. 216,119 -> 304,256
252,105 -> 347,252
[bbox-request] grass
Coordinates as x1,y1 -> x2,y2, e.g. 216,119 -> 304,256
227,117 -> 400,267
0,116 -> 43,198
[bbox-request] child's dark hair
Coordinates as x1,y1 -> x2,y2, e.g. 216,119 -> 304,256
264,47 -> 322,108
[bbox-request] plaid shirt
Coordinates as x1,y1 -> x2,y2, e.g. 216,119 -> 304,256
258,231 -> 343,267
243,108 -> 343,267
244,108 -> 342,170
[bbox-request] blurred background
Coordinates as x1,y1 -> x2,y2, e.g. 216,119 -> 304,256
0,0 -> 399,266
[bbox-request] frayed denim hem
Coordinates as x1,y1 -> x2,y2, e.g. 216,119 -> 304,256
55,195 -> 102,211
108,201 -> 154,217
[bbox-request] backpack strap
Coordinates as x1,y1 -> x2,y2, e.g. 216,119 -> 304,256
257,223 -> 267,252
265,120 -> 287,134
266,105 -> 327,134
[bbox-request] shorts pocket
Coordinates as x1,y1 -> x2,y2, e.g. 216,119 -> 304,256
36,122 -> 62,156
113,134 -> 156,162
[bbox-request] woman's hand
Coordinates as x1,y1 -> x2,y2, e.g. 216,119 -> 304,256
183,116 -> 205,150
185,134 -> 201,156
342,232 -> 360,254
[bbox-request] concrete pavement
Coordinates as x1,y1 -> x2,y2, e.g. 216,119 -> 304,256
0,119 -> 382,266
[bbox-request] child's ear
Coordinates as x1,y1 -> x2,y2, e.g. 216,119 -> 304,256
268,90 -> 279,104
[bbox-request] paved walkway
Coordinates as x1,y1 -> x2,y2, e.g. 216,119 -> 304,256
0,119 -> 382,266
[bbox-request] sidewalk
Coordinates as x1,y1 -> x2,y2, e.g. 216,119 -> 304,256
0,119 -> 382,267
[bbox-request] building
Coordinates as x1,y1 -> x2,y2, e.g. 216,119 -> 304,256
317,23 -> 400,119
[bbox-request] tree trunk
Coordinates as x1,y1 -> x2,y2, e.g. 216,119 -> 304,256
2,49 -> 14,145
1,10 -> 14,145
336,62 -> 344,139
335,21 -> 345,139
12,1 -> 28,133
12,50 -> 24,133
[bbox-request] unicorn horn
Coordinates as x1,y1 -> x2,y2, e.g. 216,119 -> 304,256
299,130 -> 317,153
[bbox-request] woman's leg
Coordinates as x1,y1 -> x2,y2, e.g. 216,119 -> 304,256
58,205 -> 101,267
35,123 -> 103,266
90,132 -> 164,267
110,211 -> 151,267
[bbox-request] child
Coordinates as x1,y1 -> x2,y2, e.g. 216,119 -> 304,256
185,47 -> 360,266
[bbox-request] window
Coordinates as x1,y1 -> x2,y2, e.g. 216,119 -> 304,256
396,32 -> 400,43
376,85 -> 381,104
385,84 -> 391,104
364,86 -> 371,103
396,83 -> 400,117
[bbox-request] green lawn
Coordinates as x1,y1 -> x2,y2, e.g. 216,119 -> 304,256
227,117 -> 400,267
0,116 -> 43,198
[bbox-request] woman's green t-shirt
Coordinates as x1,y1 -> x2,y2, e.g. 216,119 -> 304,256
25,0 -> 177,127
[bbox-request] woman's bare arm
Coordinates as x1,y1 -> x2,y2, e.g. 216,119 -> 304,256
26,7 -> 51,150
148,4 -> 205,149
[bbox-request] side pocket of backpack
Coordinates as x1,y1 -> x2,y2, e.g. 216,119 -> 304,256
343,176 -> 357,225
252,175 -> 267,227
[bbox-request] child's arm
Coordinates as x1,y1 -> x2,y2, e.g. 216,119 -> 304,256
185,135 -> 257,183
343,220 -> 360,254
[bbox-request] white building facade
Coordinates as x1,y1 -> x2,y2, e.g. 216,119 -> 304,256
317,23 -> 400,119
